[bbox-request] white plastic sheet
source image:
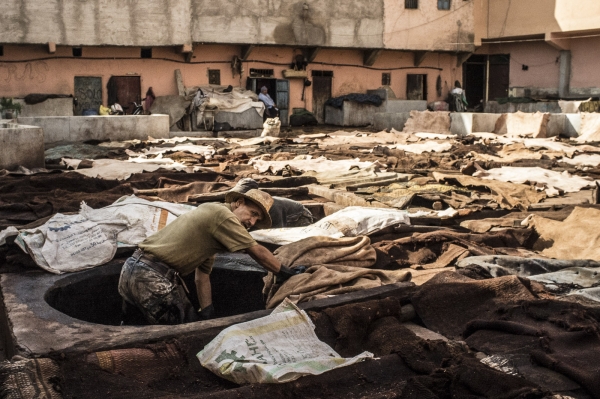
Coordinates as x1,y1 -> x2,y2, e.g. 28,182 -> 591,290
251,206 -> 410,245
197,299 -> 374,384
14,196 -> 194,274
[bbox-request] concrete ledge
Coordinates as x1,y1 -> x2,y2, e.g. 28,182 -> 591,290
325,101 -> 386,127
385,100 -> 427,113
214,108 -> 264,130
484,101 -> 562,114
373,112 -> 411,131
0,124 -> 45,170
18,114 -> 170,143
17,98 -> 74,117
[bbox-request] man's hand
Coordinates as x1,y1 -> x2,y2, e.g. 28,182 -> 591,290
198,304 -> 215,320
276,265 -> 307,284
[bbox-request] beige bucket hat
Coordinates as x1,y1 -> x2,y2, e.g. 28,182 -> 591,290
225,189 -> 274,229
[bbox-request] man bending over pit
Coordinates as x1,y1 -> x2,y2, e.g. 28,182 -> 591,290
118,189 -> 303,324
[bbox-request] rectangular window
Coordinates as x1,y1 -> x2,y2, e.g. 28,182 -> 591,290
438,0 -> 450,10
407,74 -> 428,101
249,68 -> 274,77
0,46 -> 4,56
311,70 -> 333,77
382,73 -> 391,86
208,69 -> 221,85
141,48 -> 152,58
72,47 -> 82,57
405,0 -> 418,9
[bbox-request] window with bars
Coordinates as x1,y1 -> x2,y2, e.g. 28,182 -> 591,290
208,69 -> 221,85
249,68 -> 274,77
438,0 -> 451,10
405,0 -> 418,9
382,73 -> 391,86
141,48 -> 152,58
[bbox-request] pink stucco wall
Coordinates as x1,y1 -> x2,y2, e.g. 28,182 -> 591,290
482,41 -> 560,89
570,36 -> 600,90
0,43 -> 462,117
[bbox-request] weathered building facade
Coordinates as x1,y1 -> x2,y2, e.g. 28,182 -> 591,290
0,0 -> 475,120
470,0 -> 600,105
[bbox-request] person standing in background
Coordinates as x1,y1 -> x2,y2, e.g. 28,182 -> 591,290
143,87 -> 156,114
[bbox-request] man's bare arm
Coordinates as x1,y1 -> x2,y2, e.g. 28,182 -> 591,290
246,244 -> 282,274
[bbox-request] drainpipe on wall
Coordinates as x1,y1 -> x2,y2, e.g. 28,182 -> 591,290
485,57 -> 490,103
558,50 -> 571,99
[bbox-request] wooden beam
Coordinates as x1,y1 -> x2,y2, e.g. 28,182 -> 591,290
413,51 -> 427,67
303,47 -> 321,62
241,44 -> 255,60
456,52 -> 472,67
48,42 -> 56,54
363,49 -> 382,66
174,69 -> 185,96
180,44 -> 193,63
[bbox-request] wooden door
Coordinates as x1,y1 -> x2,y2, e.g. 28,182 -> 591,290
488,55 -> 510,101
276,79 -> 289,127
312,74 -> 332,124
107,76 -> 141,114
74,77 -> 102,115
463,55 -> 486,108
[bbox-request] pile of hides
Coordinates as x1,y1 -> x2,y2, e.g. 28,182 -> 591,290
325,93 -> 383,109
412,271 -> 600,398
576,112 -> 600,142
433,172 -> 546,210
263,236 -> 411,308
371,228 -> 534,280
526,206 -> 600,261
402,110 -> 452,135
493,111 -> 550,138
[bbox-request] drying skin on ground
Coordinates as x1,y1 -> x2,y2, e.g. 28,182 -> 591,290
0,121 -> 600,398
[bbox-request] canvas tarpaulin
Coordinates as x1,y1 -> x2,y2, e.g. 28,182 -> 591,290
197,299 -> 374,384
13,195 -> 194,273
250,206 -> 411,245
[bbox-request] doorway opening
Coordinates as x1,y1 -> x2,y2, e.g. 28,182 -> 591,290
247,77 -> 290,126
463,54 -> 510,109
407,74 -> 428,101
312,70 -> 333,124
108,76 -> 141,115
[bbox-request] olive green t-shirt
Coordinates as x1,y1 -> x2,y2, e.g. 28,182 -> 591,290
139,203 -> 257,276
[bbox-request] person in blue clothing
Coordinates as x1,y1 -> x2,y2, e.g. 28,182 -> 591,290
258,86 -> 279,118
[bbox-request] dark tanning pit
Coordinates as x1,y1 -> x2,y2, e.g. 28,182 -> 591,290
44,257 -> 268,326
